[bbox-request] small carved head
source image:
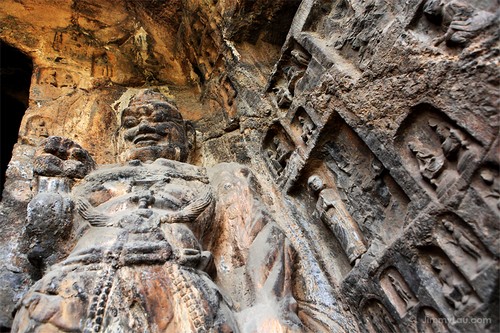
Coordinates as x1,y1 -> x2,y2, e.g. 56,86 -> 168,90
430,256 -> 443,271
307,174 -> 324,193
121,90 -> 194,162
442,219 -> 454,231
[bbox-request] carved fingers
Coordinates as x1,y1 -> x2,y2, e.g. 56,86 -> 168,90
175,248 -> 202,267
76,198 -> 110,227
160,190 -> 214,224
185,189 -> 214,216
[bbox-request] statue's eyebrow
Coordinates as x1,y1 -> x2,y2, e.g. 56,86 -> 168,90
121,107 -> 133,117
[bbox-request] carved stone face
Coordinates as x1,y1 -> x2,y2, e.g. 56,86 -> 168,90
307,175 -> 324,193
121,91 -> 190,162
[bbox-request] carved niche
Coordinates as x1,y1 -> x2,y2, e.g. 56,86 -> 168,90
417,306 -> 451,333
361,298 -> 401,333
267,40 -> 311,109
476,162 -> 500,213
419,247 -> 482,316
434,213 -> 494,281
380,267 -> 418,317
262,122 -> 296,179
310,113 -> 410,253
20,115 -> 52,145
397,103 -> 483,201
91,52 -> 112,79
472,137 -> 500,214
290,106 -> 317,145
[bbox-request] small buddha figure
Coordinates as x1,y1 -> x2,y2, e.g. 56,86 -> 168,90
308,174 -> 367,264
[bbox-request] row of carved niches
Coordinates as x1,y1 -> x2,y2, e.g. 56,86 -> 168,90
397,103 -> 485,205
267,40 -> 311,109
299,0 -> 395,71
353,210 -> 498,332
359,259 -> 493,332
409,0 -> 498,49
362,299 -> 454,333
260,102 -> 327,194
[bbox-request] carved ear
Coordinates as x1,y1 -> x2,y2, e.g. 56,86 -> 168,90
185,121 -> 196,151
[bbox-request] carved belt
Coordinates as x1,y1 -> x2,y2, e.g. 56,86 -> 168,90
59,240 -> 173,268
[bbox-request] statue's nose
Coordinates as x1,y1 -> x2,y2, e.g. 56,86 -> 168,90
138,120 -> 155,132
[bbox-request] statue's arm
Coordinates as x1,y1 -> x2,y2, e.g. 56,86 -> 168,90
160,189 -> 214,224
22,136 -> 96,270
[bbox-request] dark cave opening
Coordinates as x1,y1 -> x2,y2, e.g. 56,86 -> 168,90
1,41 -> 33,200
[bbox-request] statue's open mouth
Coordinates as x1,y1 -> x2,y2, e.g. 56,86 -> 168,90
134,134 -> 162,146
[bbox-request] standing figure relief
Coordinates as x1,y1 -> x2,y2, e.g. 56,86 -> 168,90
308,174 -> 367,265
13,90 -> 301,333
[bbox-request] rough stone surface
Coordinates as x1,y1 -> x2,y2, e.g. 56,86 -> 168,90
0,0 -> 498,332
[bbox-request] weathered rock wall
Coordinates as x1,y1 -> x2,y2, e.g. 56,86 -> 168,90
0,0 -> 498,332
254,0 -> 499,332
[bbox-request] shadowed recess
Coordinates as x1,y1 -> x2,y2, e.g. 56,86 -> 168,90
0,41 -> 33,199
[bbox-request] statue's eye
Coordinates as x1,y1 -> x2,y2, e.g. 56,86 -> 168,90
152,111 -> 166,123
123,116 -> 138,128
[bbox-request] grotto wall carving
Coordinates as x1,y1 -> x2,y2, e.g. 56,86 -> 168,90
0,0 -> 498,332
13,91 -> 302,333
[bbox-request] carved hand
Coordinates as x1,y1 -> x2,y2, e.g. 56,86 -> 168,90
33,136 -> 96,179
76,198 -> 110,227
160,189 -> 214,224
175,248 -> 202,267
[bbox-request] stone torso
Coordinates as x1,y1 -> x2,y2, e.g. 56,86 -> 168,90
67,158 -> 213,266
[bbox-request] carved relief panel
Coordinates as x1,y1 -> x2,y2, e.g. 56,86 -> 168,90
419,248 -> 482,316
434,214 -> 495,283
267,41 -> 311,109
397,103 -> 484,203
361,298 -> 401,333
300,0 -> 400,71
309,113 -> 410,253
409,0 -> 498,47
380,267 -> 418,317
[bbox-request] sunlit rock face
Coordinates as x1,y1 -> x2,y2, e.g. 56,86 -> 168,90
0,0 -> 498,332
